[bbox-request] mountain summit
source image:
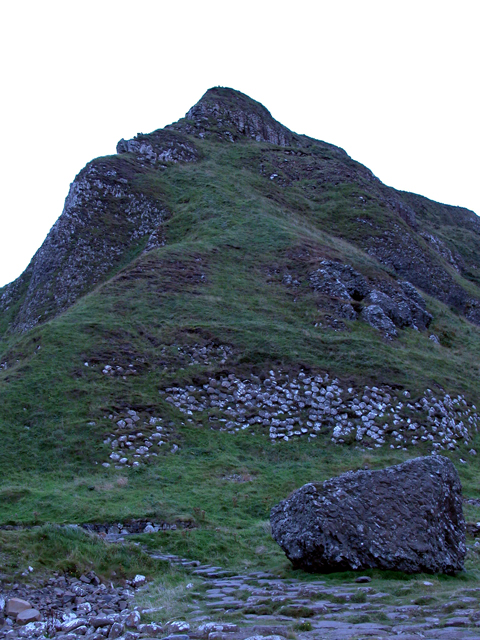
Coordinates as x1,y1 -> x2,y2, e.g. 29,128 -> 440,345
2,87 -> 479,335
1,87 -> 480,483
167,86 -> 299,145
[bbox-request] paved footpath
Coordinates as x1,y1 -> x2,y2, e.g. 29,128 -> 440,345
3,542 -> 480,639
146,550 -> 480,640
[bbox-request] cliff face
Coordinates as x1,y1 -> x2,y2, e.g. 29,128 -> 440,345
254,136 -> 480,323
0,157 -> 168,332
1,86 -> 479,335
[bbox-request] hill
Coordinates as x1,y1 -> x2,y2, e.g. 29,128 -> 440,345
1,87 -> 480,584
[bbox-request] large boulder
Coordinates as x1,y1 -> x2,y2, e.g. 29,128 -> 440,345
270,456 -> 466,575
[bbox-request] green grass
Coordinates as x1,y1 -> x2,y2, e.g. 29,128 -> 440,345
1,126 -> 480,590
0,524 -> 168,581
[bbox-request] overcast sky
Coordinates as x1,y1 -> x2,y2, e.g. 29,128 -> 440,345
0,1 -> 478,287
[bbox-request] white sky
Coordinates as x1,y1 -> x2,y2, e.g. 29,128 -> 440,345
0,1 -> 478,287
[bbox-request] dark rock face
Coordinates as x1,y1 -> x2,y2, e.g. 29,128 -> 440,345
420,231 -> 465,272
364,222 -> 480,325
253,113 -> 480,325
270,456 -> 466,575
308,260 -> 432,336
168,86 -> 298,146
0,157 -> 167,332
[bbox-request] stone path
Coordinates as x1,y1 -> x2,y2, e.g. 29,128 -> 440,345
4,541 -> 480,639
144,551 -> 480,640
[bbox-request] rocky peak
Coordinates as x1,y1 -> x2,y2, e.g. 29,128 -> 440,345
2,87 -> 480,337
168,86 -> 299,146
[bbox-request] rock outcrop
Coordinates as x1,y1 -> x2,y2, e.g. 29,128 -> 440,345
0,158 -> 167,332
364,223 -> 480,324
168,86 -> 299,146
309,260 -> 432,337
270,456 -> 466,575
258,130 -> 480,324
117,129 -> 199,165
360,304 -> 398,338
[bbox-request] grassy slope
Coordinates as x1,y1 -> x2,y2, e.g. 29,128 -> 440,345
1,138 -> 480,579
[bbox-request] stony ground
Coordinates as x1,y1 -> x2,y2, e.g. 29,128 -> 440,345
91,360 -> 480,470
4,535 -> 480,640
161,369 -> 479,452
